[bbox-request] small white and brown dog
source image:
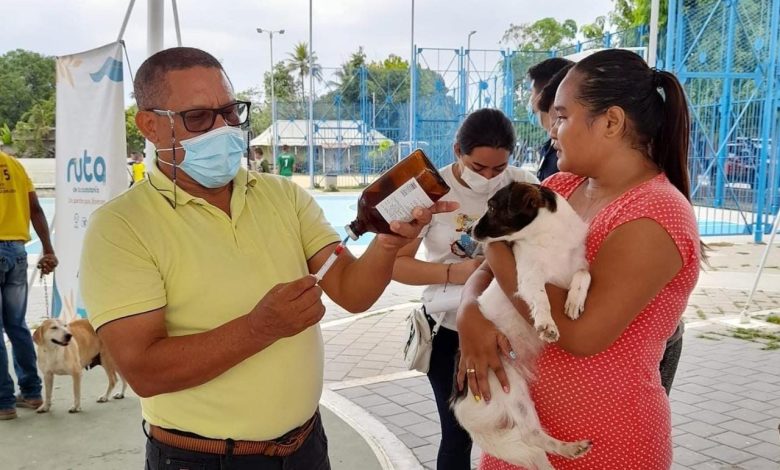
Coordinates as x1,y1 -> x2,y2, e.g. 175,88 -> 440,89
451,181 -> 592,469
32,318 -> 126,413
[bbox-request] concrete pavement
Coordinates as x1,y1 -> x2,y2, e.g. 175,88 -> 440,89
7,226 -> 780,468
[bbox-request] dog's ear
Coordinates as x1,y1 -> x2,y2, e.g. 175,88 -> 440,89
539,186 -> 558,213
32,325 -> 43,345
507,183 -> 543,216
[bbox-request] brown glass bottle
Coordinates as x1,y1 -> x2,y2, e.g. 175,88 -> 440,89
346,149 -> 450,240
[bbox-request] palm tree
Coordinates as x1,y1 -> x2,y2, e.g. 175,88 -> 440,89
287,42 -> 323,109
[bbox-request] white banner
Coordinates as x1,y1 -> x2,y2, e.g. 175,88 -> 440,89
53,42 -> 127,320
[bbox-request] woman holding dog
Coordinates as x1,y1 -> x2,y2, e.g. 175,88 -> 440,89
392,108 -> 537,470
457,49 -> 700,469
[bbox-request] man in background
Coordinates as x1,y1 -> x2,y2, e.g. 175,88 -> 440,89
277,144 -> 295,178
0,150 -> 57,420
129,151 -> 146,185
526,57 -> 573,181
253,146 -> 270,173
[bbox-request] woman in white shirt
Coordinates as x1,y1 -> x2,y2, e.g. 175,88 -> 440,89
393,108 -> 538,469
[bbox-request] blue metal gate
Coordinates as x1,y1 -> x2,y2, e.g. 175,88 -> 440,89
664,0 -> 780,241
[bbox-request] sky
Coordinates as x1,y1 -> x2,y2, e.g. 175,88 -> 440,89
3,0 -> 613,102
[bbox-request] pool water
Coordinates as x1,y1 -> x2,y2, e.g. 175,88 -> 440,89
25,196 -> 752,255
26,194 -> 373,255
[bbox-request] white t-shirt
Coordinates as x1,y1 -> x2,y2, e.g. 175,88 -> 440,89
420,163 -> 539,331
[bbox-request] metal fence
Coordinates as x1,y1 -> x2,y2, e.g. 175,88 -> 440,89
268,27 -> 648,185
264,3 -> 779,240
665,0 -> 780,241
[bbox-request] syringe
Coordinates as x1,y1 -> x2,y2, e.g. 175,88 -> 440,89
314,236 -> 350,282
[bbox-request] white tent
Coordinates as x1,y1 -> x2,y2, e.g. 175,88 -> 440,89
249,120 -> 392,149
250,120 -> 394,173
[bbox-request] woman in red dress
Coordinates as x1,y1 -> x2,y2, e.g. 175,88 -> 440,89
455,49 -> 702,469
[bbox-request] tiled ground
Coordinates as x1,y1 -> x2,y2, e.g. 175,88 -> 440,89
20,231 -> 780,470
325,314 -> 780,469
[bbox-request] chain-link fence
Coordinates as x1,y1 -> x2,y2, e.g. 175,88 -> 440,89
666,0 -> 780,240
258,5 -> 779,240
261,26 -> 649,186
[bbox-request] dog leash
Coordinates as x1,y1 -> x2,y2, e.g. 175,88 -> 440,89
42,274 -> 50,319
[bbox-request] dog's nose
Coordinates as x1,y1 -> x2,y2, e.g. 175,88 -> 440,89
64,333 -> 72,341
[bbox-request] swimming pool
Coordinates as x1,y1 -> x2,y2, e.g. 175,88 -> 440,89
26,193 -> 373,255
24,195 -> 752,255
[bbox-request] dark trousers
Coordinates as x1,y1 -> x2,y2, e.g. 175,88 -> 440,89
144,414 -> 330,470
660,322 -> 685,395
427,326 -> 472,470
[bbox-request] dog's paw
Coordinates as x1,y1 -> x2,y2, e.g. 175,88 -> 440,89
559,439 -> 592,459
68,406 -> 81,413
36,404 -> 50,414
97,396 -> 108,403
113,392 -> 125,400
535,322 -> 559,342
564,295 -> 585,320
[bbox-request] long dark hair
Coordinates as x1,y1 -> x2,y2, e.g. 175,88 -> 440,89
455,108 -> 515,155
572,49 -> 691,201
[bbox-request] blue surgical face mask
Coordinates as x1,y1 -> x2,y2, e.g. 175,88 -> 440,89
459,159 -> 506,195
158,126 -> 245,188
526,102 -> 541,128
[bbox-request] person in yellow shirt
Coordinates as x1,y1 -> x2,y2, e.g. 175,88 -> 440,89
79,47 -> 456,470
0,151 -> 58,420
129,152 -> 146,184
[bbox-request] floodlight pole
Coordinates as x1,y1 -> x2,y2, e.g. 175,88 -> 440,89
257,28 -> 285,173
648,0 -> 660,66
466,30 -> 476,111
409,0 -> 415,151
308,0 -> 315,188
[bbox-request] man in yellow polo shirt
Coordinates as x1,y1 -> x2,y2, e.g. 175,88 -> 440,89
0,151 -> 57,420
79,47 -> 456,469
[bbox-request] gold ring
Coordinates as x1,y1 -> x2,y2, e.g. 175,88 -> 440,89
466,368 -> 476,374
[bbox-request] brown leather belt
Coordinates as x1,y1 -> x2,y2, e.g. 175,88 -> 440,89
149,411 -> 318,457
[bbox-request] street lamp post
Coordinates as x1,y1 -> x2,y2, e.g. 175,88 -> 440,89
466,30 -> 477,112
257,27 -> 284,172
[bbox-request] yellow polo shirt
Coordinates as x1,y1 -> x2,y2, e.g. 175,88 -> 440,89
79,166 -> 339,441
0,151 -> 34,241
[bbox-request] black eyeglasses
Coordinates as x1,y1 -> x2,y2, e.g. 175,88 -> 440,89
150,101 -> 251,133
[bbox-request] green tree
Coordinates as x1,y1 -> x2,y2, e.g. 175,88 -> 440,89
328,49 -> 441,107
236,87 -> 267,137
581,16 -> 608,40
125,104 -> 145,155
610,0 -> 668,30
328,47 -> 367,104
0,49 -> 56,130
501,18 -> 578,51
263,62 -> 297,103
0,123 -> 12,146
13,96 -> 55,158
286,42 -> 323,105
262,62 -> 299,119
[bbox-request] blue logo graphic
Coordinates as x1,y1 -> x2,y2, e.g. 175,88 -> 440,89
90,57 -> 123,83
67,150 -> 106,184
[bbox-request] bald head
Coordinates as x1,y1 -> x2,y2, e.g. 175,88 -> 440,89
133,47 -> 225,110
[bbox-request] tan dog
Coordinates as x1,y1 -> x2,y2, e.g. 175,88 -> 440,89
32,318 -> 127,413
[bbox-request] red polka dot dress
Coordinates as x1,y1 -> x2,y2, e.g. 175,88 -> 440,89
480,172 -> 700,470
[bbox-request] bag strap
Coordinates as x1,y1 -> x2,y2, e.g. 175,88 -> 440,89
423,305 -> 445,338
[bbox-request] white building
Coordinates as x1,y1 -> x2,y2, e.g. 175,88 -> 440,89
250,119 -> 393,173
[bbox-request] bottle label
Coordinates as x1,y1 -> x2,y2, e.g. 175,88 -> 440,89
375,177 -> 435,224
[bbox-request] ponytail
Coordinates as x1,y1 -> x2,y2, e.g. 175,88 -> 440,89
652,70 -> 691,201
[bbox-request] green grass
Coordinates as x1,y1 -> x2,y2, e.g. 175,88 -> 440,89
696,309 -> 707,320
713,327 -> 780,351
765,315 -> 780,325
697,333 -> 721,341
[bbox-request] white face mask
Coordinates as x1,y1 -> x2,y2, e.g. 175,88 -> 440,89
460,164 -> 506,195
